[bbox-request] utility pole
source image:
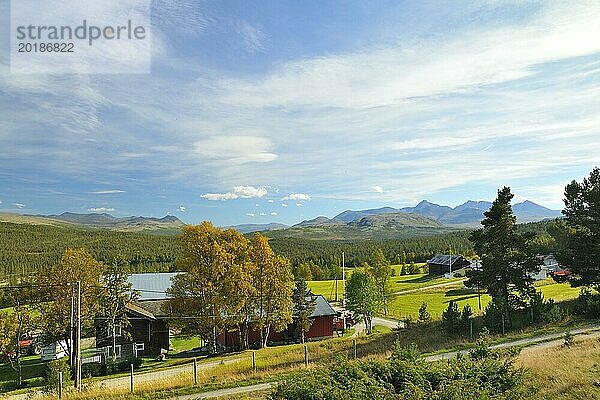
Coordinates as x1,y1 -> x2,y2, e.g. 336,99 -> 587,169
75,280 -> 82,389
70,286 -> 74,368
342,252 -> 346,332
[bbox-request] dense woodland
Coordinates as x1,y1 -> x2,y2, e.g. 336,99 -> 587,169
0,218 -> 556,282
0,222 -> 179,281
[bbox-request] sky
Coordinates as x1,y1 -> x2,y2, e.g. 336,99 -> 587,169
0,0 -> 599,226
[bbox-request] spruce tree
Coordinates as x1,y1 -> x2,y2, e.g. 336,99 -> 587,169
467,187 -> 538,316
292,278 -> 316,343
553,167 -> 600,287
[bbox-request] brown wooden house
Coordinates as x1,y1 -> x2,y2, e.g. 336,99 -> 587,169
95,273 -> 178,359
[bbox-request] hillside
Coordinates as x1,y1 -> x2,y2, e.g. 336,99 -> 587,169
25,212 -> 184,232
265,212 -> 455,241
225,222 -> 289,234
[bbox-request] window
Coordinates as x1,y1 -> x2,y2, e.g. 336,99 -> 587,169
135,343 -> 145,351
114,324 -> 122,337
114,345 -> 121,358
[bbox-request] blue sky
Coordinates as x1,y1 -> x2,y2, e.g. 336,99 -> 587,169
0,0 -> 599,226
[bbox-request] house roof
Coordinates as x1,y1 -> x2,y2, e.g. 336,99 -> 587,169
128,273 -> 180,301
125,302 -> 157,320
126,273 -> 337,319
311,295 -> 336,318
427,254 -> 469,267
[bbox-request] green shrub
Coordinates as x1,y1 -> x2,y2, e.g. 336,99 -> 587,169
42,358 -> 72,393
417,302 -> 431,324
441,301 -> 461,335
81,362 -> 103,378
270,340 -> 527,399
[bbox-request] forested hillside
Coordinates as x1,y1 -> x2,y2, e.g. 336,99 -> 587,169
0,218 -> 557,282
0,222 -> 179,281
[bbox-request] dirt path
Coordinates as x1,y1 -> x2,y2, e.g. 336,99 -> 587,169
425,323 -> 600,361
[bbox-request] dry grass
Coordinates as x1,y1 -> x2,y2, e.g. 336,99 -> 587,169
518,333 -> 600,399
37,332 -> 396,399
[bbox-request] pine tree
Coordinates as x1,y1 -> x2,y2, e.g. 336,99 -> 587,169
467,187 -> 538,317
553,167 -> 600,287
292,278 -> 316,344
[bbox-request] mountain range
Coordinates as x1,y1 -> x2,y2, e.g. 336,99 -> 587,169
15,212 -> 185,232
297,199 -> 560,228
231,199 -> 561,234
0,199 -> 560,236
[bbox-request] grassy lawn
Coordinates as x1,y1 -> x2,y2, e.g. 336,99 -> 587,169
308,269 -> 458,301
307,280 -> 344,302
387,281 -> 581,320
0,355 -> 46,391
390,263 -> 427,276
387,272 -> 463,293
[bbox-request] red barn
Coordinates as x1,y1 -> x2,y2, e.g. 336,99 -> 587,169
217,295 -> 336,348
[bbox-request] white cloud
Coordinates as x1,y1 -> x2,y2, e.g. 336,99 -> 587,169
296,203 -> 303,207
88,207 -> 115,212
91,190 -> 126,194
234,186 -> 267,198
235,20 -> 267,55
215,3 -> 600,109
178,206 -> 186,212
259,212 -> 266,216
282,193 -> 311,201
371,185 -> 384,193
201,192 -> 239,201
246,212 -> 255,217
13,203 -> 25,209
201,185 -> 267,201
281,203 -> 288,207
267,199 -> 274,203
193,136 -> 277,165
270,211 -> 278,216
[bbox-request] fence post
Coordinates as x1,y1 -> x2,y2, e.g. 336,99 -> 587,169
130,364 -> 134,393
252,351 -> 256,371
304,345 -> 308,367
470,320 -> 473,340
531,306 -> 534,324
58,371 -> 63,399
193,358 -> 197,385
353,339 -> 357,359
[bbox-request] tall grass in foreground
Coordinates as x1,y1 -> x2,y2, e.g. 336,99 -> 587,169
519,333 -> 600,399
40,332 -> 397,399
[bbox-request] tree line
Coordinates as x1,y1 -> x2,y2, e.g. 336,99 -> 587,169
0,220 -> 479,283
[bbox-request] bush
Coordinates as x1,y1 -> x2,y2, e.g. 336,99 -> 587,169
42,358 -> 72,394
417,302 -> 431,324
270,340 -> 527,399
441,301 -> 461,335
574,287 -> 600,318
484,299 -> 509,333
81,362 -> 103,378
102,357 -> 143,375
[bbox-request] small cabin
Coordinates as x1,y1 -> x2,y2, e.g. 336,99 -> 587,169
427,254 -> 471,275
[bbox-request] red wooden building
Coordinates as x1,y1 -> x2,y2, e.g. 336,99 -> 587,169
217,295 -> 336,348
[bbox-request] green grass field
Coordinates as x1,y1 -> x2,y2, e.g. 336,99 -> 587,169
386,280 -> 582,319
387,272 -> 463,293
307,280 -> 345,301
